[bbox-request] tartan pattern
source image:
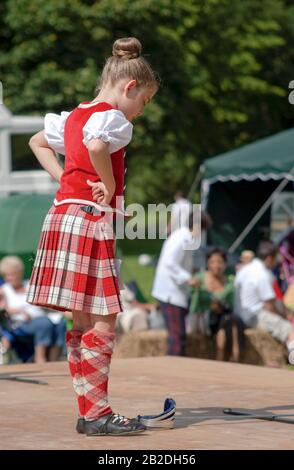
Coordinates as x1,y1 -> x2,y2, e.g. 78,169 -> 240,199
26,203 -> 122,316
160,301 -> 188,356
65,329 -> 85,417
80,328 -> 115,420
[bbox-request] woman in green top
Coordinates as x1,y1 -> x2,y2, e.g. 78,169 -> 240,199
190,248 -> 244,362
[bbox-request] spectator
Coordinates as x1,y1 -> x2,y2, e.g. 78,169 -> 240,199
189,248 -> 244,362
240,249 -> 255,265
284,283 -> 294,315
235,250 -> 255,273
152,211 -> 210,356
0,256 -> 66,363
167,190 -> 192,234
235,241 -> 294,364
284,283 -> 294,328
191,211 -> 213,272
278,227 -> 294,291
116,285 -> 155,334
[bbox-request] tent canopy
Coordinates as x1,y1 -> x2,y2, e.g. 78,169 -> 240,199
201,128 -> 294,252
0,193 -> 54,278
202,128 -> 294,183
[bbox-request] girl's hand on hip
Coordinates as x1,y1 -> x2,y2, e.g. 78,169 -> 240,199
87,179 -> 114,205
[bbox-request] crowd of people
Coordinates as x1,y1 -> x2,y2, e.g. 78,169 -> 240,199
151,194 -> 294,365
0,193 -> 293,367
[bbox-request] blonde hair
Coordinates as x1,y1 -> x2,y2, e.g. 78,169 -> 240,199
0,256 -> 24,276
96,37 -> 159,93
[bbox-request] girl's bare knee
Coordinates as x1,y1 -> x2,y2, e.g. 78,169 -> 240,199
91,313 -> 118,333
72,310 -> 92,332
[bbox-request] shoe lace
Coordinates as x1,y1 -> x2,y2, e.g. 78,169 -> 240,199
111,414 -> 130,425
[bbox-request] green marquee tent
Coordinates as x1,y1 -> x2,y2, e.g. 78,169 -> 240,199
0,193 -> 54,278
201,128 -> 294,252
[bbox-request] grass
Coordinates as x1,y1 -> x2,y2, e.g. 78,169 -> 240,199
120,255 -> 156,302
117,230 -> 163,302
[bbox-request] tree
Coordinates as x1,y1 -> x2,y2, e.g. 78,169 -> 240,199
1,0 -> 293,204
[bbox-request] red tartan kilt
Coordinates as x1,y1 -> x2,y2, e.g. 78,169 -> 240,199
26,203 -> 122,316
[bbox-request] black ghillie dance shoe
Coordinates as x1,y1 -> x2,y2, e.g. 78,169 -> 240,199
76,417 -> 85,434
83,413 -> 146,436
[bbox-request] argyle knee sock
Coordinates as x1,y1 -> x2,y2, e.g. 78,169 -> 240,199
80,328 -> 115,421
65,329 -> 85,417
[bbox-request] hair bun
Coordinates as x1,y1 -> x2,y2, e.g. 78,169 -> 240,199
112,37 -> 142,60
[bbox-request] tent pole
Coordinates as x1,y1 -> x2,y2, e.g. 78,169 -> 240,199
228,167 -> 294,253
187,166 -> 203,200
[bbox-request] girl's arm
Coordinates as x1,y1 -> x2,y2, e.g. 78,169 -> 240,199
87,139 -> 116,205
82,110 -> 133,204
29,130 -> 64,183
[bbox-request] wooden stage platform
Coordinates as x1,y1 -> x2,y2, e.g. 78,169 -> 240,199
0,357 -> 293,450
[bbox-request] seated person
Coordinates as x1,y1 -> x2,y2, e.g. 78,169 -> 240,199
0,256 -> 66,363
116,285 -> 155,334
284,282 -> 294,326
235,241 -> 294,364
190,248 -> 244,362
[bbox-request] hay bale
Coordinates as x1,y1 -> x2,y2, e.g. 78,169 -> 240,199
244,329 -> 286,366
114,328 -> 287,366
186,333 -> 215,359
114,330 -> 167,358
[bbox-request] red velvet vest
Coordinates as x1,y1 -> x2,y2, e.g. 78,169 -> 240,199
55,102 -> 125,209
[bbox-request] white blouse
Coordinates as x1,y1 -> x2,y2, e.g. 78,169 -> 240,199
44,111 -> 70,155
44,108 -> 133,155
82,109 -> 133,153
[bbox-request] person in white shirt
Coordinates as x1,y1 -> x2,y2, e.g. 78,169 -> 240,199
235,241 -> 294,363
0,256 -> 66,363
152,211 -> 209,355
168,191 -> 193,234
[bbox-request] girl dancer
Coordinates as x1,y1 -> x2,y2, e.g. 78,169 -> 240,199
26,37 -> 158,436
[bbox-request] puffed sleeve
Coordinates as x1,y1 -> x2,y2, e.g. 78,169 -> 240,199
44,111 -> 70,155
82,109 -> 133,153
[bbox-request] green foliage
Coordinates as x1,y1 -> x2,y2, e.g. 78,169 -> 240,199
1,0 -> 293,205
120,255 -> 156,302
